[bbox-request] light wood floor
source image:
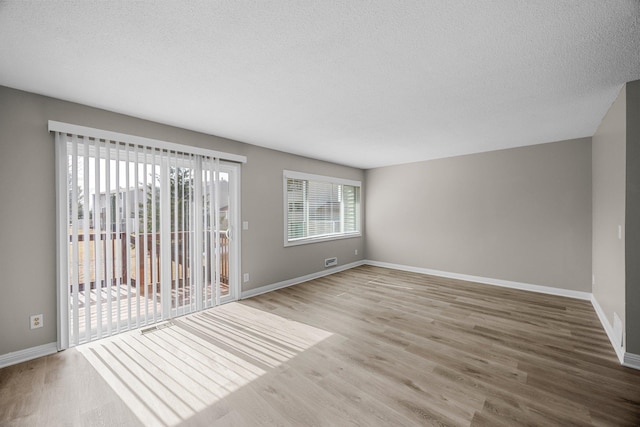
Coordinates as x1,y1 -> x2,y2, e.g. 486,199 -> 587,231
2,265 -> 640,426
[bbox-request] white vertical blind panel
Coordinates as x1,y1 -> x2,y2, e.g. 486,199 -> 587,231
207,162 -> 215,309
203,164 -> 212,309
183,155 -> 190,312
172,154 -> 179,317
133,144 -> 141,328
124,145 -> 135,329
189,154 -> 197,313
55,132 -> 69,350
95,139 -> 103,339
142,148 -> 149,326
104,139 -> 113,336
182,153 -> 188,312
190,154 -> 197,312
82,137 -> 91,342
182,152 -> 196,315
114,142 -> 122,333
214,159 -> 221,307
151,150 -> 160,323
175,153 -> 183,314
193,157 -> 203,311
160,155 -> 171,319
70,137 -> 80,346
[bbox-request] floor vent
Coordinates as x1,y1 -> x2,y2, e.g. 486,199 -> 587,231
325,257 -> 338,268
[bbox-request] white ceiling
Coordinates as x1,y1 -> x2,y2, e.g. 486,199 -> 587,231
1,1 -> 639,169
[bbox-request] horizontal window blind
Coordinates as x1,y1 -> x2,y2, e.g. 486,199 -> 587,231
284,170 -> 361,245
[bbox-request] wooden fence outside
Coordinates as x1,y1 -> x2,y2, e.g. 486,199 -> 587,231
71,231 -> 229,293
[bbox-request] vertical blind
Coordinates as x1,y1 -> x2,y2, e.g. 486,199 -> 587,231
284,170 -> 361,244
54,128 -> 236,347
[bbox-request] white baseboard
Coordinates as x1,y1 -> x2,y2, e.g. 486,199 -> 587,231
590,295 -> 625,364
364,260 -> 592,300
623,352 -> 640,370
241,260 -> 366,299
0,342 -> 58,369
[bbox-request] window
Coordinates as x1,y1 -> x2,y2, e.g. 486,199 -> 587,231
284,170 -> 361,246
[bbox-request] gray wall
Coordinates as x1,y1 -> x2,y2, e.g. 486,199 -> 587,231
626,80 -> 640,354
592,79 -> 640,356
241,144 -> 364,288
365,138 -> 592,292
0,85 -> 364,355
592,85 -> 626,346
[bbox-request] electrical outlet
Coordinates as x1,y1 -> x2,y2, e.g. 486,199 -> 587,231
355,249 -> 358,255
243,273 -> 250,282
30,314 -> 43,330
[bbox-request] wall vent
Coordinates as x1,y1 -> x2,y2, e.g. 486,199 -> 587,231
325,257 -> 338,268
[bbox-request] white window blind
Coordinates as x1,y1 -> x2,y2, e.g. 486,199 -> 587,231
284,170 -> 361,246
53,123 -> 240,348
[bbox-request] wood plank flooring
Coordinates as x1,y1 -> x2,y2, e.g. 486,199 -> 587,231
2,265 -> 640,426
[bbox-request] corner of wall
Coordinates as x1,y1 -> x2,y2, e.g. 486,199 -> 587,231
590,294 -> 625,363
625,79 -> 640,356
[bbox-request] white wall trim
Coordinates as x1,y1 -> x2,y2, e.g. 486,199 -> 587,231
364,260 -> 592,300
590,295 -> 625,363
623,352 -> 640,370
241,260 -> 365,299
0,342 -> 58,369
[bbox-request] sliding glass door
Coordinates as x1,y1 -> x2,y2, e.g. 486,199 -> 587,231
200,162 -> 238,306
163,158 -> 239,317
55,130 -> 240,347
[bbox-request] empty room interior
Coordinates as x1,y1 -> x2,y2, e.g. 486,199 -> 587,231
2,1 -> 640,426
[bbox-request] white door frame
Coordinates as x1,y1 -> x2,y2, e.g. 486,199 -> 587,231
220,161 -> 241,304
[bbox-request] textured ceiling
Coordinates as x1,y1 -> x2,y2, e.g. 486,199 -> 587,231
1,1 -> 639,169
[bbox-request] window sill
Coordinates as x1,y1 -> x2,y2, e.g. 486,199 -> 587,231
284,232 -> 362,247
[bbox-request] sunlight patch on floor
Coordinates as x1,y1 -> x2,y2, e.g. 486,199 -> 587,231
77,302 -> 333,426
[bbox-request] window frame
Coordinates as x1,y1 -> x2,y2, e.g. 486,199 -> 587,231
283,170 -> 362,247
